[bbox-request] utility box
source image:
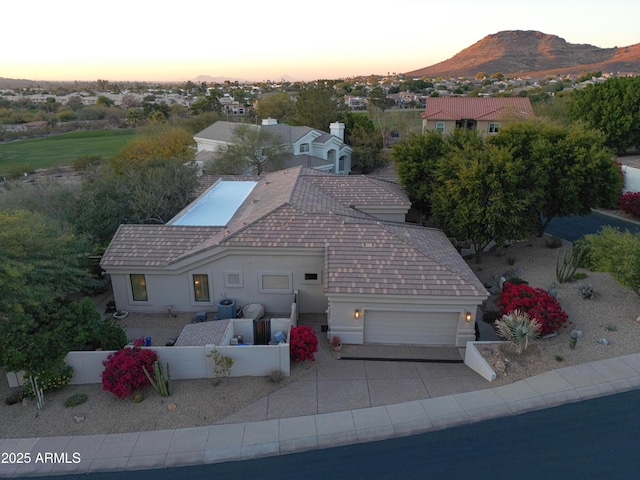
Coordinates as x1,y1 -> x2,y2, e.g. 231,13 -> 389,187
196,311 -> 207,323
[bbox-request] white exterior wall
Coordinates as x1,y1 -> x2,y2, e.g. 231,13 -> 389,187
327,294 -> 484,347
110,249 -> 327,315
622,165 -> 640,193
194,138 -> 230,153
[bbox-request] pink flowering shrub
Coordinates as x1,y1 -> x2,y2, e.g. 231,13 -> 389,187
289,326 -> 318,362
619,191 -> 640,218
499,282 -> 569,335
101,346 -> 157,398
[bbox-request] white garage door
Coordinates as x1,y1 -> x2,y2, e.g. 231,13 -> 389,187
364,311 -> 458,345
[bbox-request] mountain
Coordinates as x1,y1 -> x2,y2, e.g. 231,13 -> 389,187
190,74 -> 249,83
190,74 -> 299,83
405,30 -> 640,78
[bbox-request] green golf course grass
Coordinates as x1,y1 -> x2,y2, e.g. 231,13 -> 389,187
0,129 -> 137,173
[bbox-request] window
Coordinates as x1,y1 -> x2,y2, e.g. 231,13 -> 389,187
193,274 -> 210,302
338,157 -> 345,172
299,143 -> 309,153
435,122 -> 445,133
224,270 -> 244,288
489,123 -> 500,134
130,274 -> 148,301
259,272 -> 292,293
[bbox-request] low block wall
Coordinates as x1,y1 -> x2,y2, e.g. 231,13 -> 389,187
464,341 -> 504,382
6,318 -> 292,387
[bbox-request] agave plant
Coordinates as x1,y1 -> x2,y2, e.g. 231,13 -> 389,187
495,309 -> 542,355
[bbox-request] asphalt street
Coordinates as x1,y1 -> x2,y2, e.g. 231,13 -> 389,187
19,389 -> 640,480
546,211 -> 640,242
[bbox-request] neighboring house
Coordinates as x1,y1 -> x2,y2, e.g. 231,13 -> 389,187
194,119 -> 352,175
101,166 -> 488,347
422,97 -> 535,135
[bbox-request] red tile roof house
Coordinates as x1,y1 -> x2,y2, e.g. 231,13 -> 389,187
422,97 -> 535,135
100,166 -> 488,347
194,119 -> 353,175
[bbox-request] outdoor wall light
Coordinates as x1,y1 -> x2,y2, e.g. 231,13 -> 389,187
354,309 -> 360,319
465,312 -> 472,322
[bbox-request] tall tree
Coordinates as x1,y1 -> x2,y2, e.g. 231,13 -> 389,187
294,84 -> 340,130
431,133 -> 534,263
567,76 -> 640,153
112,126 -> 195,171
343,113 -> 385,173
368,86 -> 388,110
203,124 -> 291,176
190,91 -> 221,115
76,159 -> 199,242
391,130 -> 449,216
256,92 -> 295,121
489,120 -> 623,235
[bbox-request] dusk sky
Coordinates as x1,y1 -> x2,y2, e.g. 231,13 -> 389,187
3,0 -> 639,82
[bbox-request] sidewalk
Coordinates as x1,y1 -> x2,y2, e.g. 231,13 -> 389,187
1,352 -> 639,478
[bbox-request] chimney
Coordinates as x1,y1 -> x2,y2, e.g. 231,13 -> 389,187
262,118 -> 278,126
330,122 -> 345,141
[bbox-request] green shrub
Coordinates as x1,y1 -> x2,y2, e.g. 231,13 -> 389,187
506,276 -> 528,285
73,155 -> 104,171
582,226 -> 640,294
80,277 -> 109,296
5,163 -> 34,179
64,393 -> 88,407
23,361 -> 74,396
207,349 -> 234,384
545,236 -> 563,248
572,272 -> 588,280
267,370 -> 284,383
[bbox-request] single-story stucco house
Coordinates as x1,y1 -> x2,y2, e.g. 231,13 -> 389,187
100,166 -> 488,346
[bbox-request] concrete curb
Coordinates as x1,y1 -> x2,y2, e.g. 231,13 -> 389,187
1,353 -> 639,478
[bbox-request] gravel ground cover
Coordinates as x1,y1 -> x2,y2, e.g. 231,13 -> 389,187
1,235 -> 639,438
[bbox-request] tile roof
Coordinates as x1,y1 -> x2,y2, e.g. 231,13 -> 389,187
301,175 -> 410,207
423,97 -> 534,121
325,221 -> 486,296
101,166 -> 486,298
102,225 -> 223,267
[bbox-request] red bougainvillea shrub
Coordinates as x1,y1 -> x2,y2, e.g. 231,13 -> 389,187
101,346 -> 157,398
498,282 -> 569,335
619,191 -> 640,218
289,326 -> 318,362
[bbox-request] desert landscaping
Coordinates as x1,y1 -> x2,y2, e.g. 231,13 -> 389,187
1,233 -> 640,440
